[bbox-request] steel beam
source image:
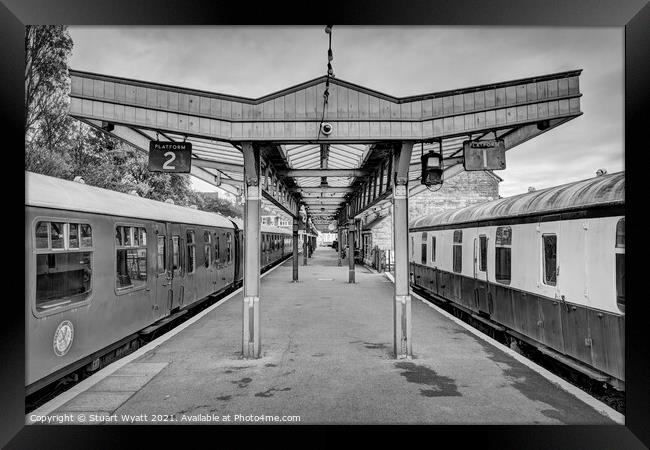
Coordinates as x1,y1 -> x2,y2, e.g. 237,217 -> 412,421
393,141 -> 413,359
262,190 -> 298,218
242,142 -> 261,359
288,186 -> 353,194
192,158 -> 245,173
279,169 -> 369,177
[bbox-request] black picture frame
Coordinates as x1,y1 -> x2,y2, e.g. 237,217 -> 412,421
3,1 -> 649,447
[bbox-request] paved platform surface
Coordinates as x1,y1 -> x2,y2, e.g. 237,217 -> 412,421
36,248 -> 615,425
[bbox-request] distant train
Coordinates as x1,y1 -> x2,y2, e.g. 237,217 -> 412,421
25,171 -> 310,395
409,172 -> 625,389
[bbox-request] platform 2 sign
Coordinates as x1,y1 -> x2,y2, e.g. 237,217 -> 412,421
148,141 -> 192,173
463,139 -> 506,171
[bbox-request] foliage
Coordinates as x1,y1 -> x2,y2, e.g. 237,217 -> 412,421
196,192 -> 243,219
24,25 -> 216,211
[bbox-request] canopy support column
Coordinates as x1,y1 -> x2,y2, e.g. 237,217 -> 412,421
337,226 -> 343,266
303,229 -> 308,266
348,219 -> 355,283
393,141 -> 413,359
292,217 -> 299,282
242,142 -> 261,359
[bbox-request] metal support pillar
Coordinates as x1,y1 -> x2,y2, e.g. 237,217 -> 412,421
303,230 -> 308,266
337,227 -> 342,266
292,217 -> 299,282
242,142 -> 261,358
348,219 -> 355,283
393,141 -> 414,359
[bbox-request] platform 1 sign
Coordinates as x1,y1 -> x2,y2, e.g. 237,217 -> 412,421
148,141 -> 192,173
463,139 -> 506,171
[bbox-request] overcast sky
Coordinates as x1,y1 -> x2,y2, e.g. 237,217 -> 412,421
68,26 -> 624,198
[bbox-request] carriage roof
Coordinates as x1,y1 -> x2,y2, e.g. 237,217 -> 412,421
228,217 -> 292,235
25,171 -> 235,229
410,171 -> 624,230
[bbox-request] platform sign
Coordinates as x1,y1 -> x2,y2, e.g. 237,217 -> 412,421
148,141 -> 192,173
463,139 -> 506,171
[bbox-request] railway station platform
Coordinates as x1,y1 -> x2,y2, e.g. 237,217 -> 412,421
29,248 -> 619,425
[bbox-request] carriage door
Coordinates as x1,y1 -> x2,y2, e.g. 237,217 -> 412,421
474,233 -> 489,314
167,223 -> 184,311
154,223 -> 172,319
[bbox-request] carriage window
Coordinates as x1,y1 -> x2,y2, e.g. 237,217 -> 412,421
34,221 -> 93,311
495,226 -> 512,284
479,235 -> 487,272
226,233 -> 232,263
453,230 -> 462,273
204,231 -> 211,268
186,230 -> 196,274
421,232 -> 428,265
615,218 -> 625,312
51,222 -> 65,249
214,234 -> 221,264
157,235 -> 166,274
542,234 -> 557,286
69,223 -> 79,249
172,236 -> 180,270
80,224 -> 92,247
35,221 -> 49,248
431,236 -> 436,263
116,226 -> 147,291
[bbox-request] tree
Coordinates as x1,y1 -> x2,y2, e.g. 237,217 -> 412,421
198,192 -> 243,218
25,26 -> 73,144
24,25 -> 213,210
25,26 -> 74,177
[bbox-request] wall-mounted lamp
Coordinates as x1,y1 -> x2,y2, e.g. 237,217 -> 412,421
420,150 -> 443,186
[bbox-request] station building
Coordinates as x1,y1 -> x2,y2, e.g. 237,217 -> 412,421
359,170 -> 502,268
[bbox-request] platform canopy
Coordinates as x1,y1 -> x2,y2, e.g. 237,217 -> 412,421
68,69 -> 582,232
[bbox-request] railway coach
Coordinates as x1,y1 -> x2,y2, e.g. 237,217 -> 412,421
25,171 -> 294,395
408,171 -> 625,389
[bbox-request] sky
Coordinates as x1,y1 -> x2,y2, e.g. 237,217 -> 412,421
68,26 -> 624,198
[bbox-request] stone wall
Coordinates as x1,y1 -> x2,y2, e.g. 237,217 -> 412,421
360,171 -> 501,265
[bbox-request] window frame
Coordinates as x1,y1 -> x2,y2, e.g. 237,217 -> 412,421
203,230 -> 212,269
214,232 -> 221,266
431,235 -> 436,263
226,232 -> 233,264
32,216 -> 95,317
541,233 -> 557,287
478,234 -> 487,272
114,222 -> 148,295
494,226 -> 512,285
421,232 -> 428,265
186,228 -> 196,274
156,233 -> 167,275
615,218 -> 625,312
452,230 -> 463,273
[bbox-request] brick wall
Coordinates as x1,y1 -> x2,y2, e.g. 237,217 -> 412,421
361,171 -> 500,262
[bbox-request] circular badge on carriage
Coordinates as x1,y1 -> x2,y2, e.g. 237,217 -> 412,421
53,320 -> 74,357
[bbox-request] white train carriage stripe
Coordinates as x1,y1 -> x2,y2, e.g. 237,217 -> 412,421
26,256 -> 289,422
383,271 -> 624,425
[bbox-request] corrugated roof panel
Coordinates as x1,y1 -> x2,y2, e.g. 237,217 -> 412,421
410,171 -> 624,229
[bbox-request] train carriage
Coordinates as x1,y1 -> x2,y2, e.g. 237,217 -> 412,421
409,171 -> 625,389
25,171 -> 296,395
